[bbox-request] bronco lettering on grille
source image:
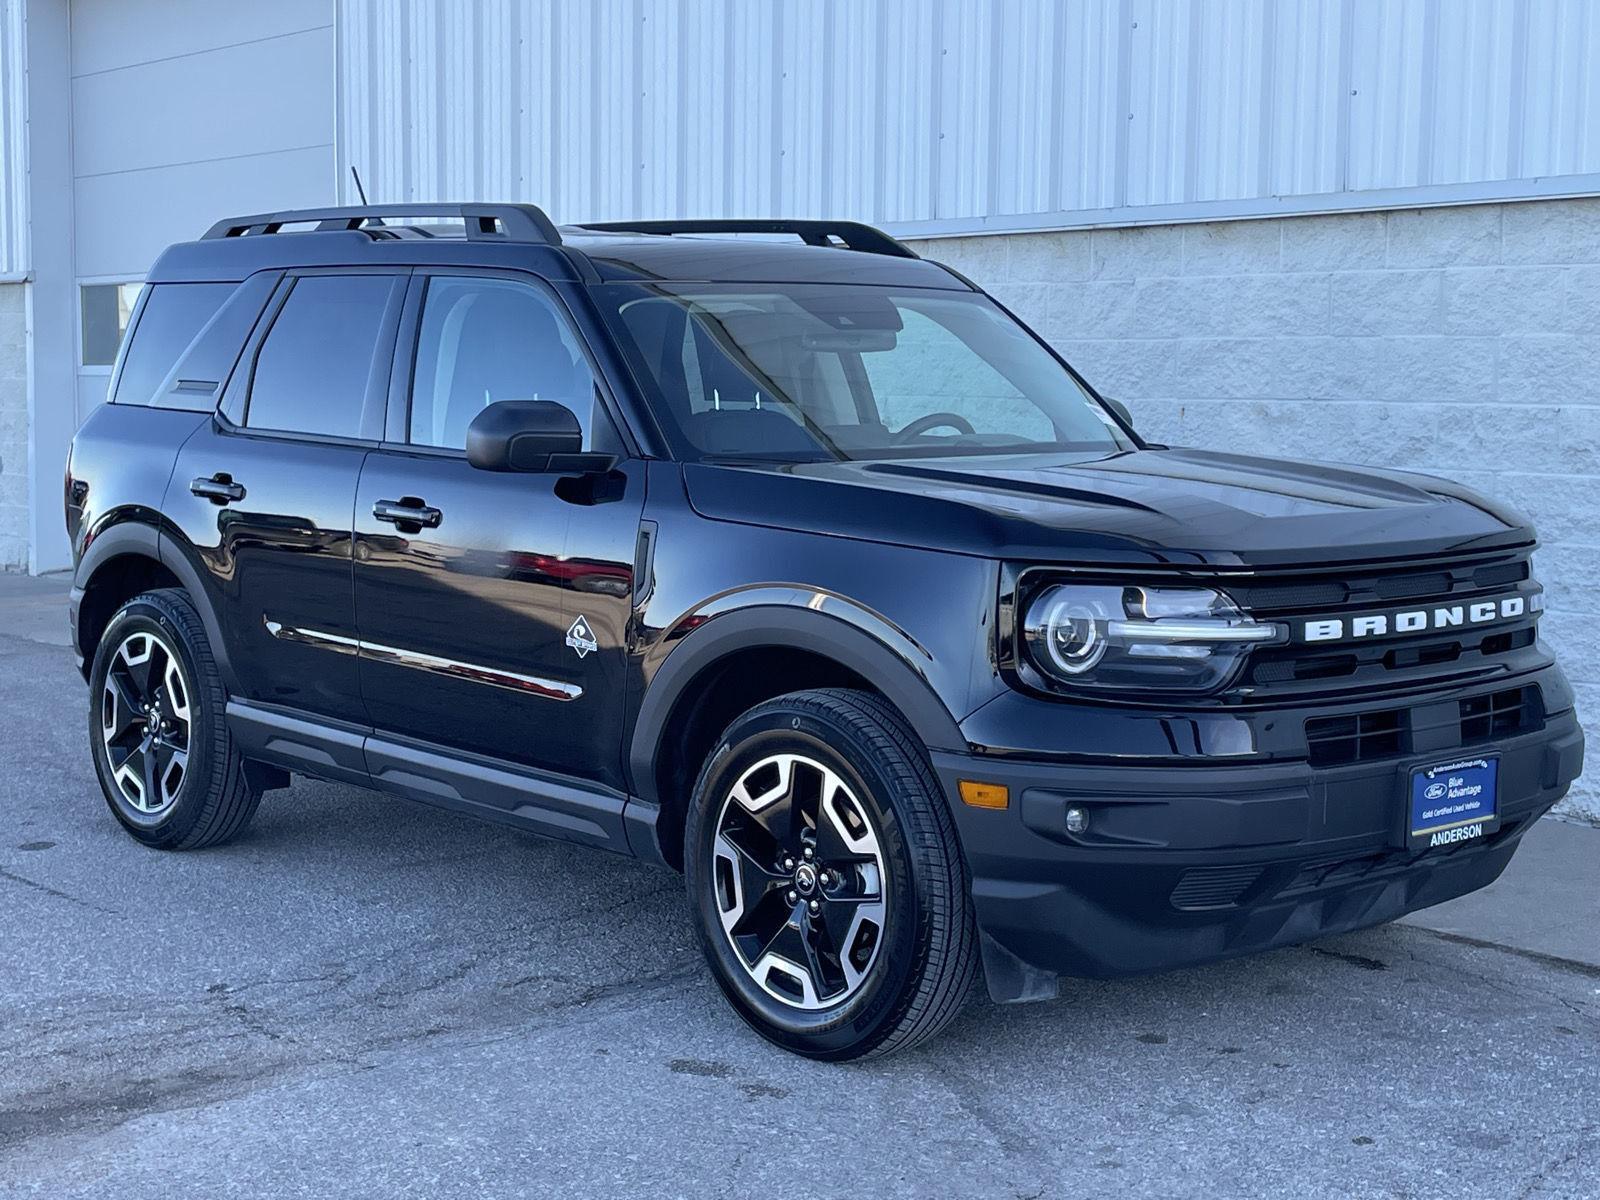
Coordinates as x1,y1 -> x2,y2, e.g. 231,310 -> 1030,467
1301,592 -> 1541,644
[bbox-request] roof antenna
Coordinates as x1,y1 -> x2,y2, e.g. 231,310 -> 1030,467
350,166 -> 370,205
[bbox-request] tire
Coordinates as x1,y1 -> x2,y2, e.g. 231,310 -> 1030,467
87,588 -> 261,850
684,688 -> 978,1060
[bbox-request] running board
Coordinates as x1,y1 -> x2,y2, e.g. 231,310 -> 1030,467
226,700 -> 658,861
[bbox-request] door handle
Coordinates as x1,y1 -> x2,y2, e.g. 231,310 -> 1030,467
373,498 -> 442,529
191,474 -> 245,504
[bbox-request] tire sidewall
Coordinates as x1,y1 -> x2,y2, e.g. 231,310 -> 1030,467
88,597 -> 216,845
685,701 -> 935,1059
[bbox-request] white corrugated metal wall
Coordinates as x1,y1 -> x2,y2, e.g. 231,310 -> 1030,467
337,0 -> 1600,230
0,0 -> 28,278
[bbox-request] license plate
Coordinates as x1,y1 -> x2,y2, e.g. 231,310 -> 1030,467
1409,757 -> 1499,849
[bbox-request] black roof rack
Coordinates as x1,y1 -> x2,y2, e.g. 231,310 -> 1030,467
577,219 -> 918,259
202,203 -> 562,246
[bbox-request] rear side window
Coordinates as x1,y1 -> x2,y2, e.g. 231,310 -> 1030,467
112,284 -> 233,408
246,275 -> 395,439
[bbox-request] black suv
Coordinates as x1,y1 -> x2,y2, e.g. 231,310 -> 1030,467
66,204 -> 1583,1060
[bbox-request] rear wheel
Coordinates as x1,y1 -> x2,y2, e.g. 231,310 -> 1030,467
685,688 -> 978,1060
88,589 -> 261,849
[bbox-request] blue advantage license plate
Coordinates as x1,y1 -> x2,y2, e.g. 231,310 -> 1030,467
1410,757 -> 1499,849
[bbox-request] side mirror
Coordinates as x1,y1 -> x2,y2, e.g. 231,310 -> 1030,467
1102,396 -> 1135,430
465,400 -> 612,473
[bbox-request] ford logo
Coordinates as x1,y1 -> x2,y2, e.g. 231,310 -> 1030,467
1424,782 -> 1448,801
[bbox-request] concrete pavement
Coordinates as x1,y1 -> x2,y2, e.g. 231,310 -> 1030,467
1,570 -> 1595,1198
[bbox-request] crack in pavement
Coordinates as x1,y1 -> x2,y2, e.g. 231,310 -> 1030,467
1414,926 -> 1600,980
0,956 -> 703,1157
0,866 -> 120,915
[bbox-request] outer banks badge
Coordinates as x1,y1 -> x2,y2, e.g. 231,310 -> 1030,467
566,615 -> 599,659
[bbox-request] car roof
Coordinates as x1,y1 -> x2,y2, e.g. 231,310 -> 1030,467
560,227 -> 967,288
144,205 -> 971,291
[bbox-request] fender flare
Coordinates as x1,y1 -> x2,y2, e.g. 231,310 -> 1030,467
628,598 -> 968,806
71,519 -> 160,595
69,520 -> 161,672
155,531 -> 238,691
68,520 -> 237,691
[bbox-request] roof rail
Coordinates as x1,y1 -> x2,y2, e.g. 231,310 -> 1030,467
202,204 -> 563,246
577,219 -> 918,259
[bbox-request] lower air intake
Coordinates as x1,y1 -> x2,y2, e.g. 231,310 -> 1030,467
1169,865 -> 1265,911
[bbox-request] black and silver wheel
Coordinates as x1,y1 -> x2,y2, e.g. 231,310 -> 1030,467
711,751 -> 889,1010
685,688 -> 978,1060
99,628 -> 192,818
88,589 -> 262,850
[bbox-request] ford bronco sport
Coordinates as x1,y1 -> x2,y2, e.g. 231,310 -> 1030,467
66,204 -> 1584,1060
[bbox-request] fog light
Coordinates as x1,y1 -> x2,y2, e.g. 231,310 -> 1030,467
1064,806 -> 1089,835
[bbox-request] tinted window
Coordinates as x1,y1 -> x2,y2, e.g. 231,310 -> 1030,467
112,284 -> 232,406
408,276 -> 598,449
247,275 -> 395,438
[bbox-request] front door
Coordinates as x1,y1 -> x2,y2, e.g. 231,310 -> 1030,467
352,272 -> 643,788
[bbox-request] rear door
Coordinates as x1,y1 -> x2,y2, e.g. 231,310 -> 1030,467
166,269 -> 407,726
352,270 -> 644,788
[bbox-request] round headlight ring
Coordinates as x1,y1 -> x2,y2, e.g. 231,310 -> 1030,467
1043,601 -> 1106,674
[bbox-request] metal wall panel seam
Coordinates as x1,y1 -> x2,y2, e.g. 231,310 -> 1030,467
1334,0 -> 1353,193
1113,0 -> 1132,211
1417,0 -> 1438,186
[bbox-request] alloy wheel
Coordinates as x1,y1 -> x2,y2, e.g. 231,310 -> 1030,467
100,630 -> 192,816
711,752 -> 888,1010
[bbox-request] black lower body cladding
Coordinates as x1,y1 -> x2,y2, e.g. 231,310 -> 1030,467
932,671 -> 1583,996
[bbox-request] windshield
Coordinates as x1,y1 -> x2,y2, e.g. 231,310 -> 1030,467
595,282 -> 1132,462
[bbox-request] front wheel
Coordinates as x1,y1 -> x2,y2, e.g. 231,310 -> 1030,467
684,689 -> 978,1060
88,588 -> 261,850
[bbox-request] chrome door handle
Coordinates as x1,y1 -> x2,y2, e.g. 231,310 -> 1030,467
373,498 -> 442,529
191,474 -> 245,504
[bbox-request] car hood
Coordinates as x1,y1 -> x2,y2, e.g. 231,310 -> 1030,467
681,448 -> 1534,568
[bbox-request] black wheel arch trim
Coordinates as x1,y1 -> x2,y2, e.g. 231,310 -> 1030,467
628,600 -> 968,809
67,520 -> 238,692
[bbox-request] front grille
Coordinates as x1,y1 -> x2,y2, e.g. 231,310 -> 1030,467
1304,684 -> 1544,768
1229,553 -> 1529,617
1233,550 -> 1538,697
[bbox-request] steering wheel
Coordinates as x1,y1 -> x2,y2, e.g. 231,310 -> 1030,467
893,412 -> 977,443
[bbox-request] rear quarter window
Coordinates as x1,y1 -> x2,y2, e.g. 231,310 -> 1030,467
111,283 -> 236,410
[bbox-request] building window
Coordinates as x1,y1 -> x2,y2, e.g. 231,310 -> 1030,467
80,281 -> 144,367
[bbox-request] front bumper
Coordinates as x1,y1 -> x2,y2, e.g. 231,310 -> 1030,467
933,681 -> 1583,999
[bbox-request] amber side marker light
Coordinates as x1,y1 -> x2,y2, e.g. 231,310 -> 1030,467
959,780 -> 1010,810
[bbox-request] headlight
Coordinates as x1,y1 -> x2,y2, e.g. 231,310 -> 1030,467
1020,583 -> 1283,693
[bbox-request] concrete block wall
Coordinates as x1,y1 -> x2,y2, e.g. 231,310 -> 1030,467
913,197 -> 1598,822
0,282 -> 27,571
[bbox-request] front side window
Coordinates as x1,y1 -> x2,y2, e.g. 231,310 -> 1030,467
408,276 -> 600,450
598,282 -> 1128,462
246,275 -> 395,439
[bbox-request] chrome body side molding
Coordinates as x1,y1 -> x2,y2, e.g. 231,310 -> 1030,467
264,618 -> 582,702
